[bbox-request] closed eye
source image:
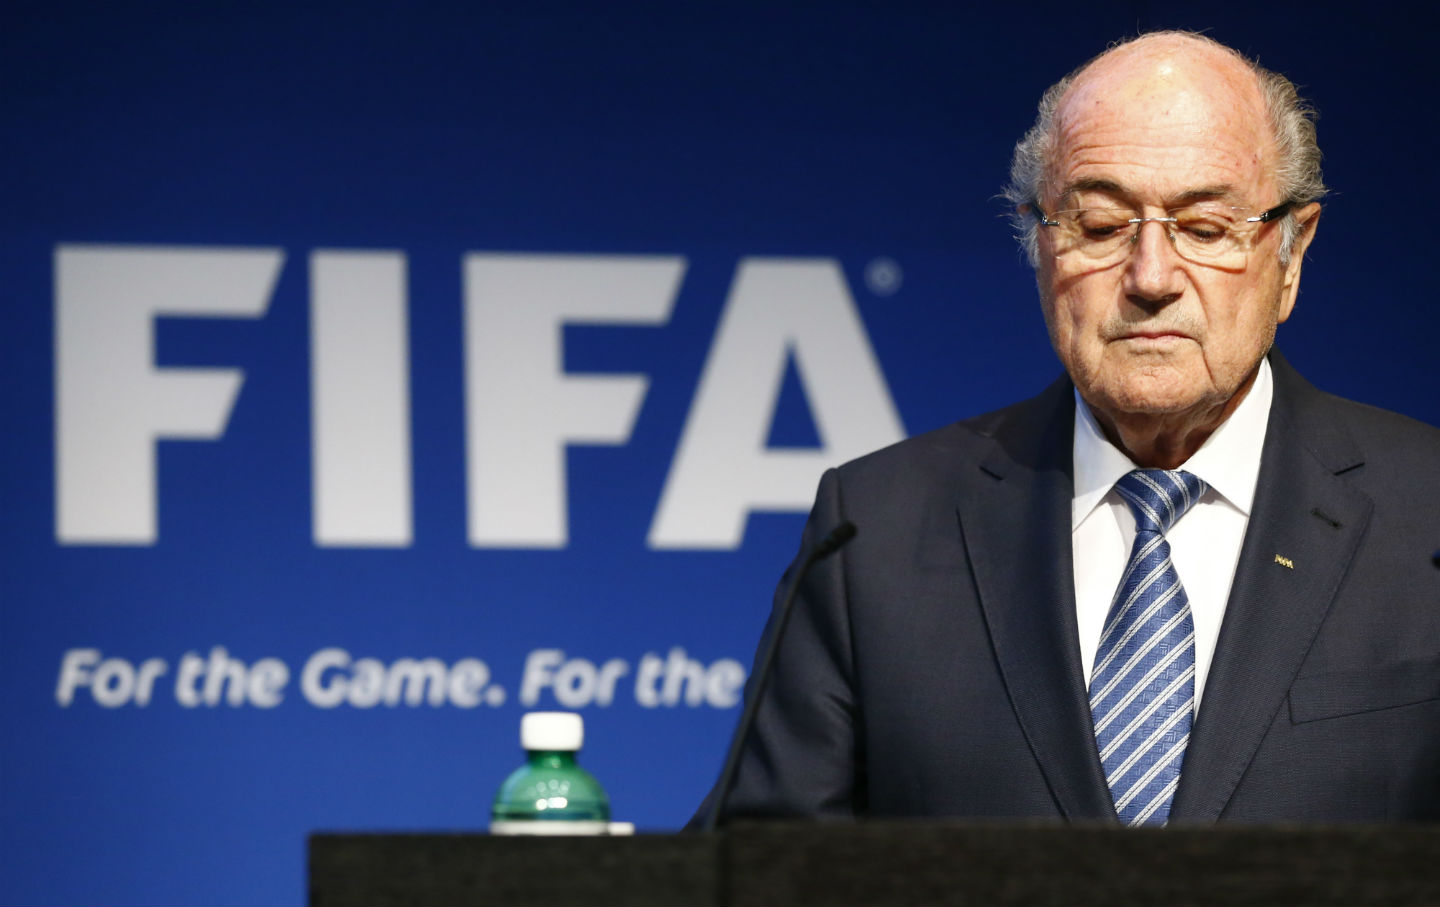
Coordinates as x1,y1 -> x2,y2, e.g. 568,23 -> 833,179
1081,223 -> 1128,239
1176,218 -> 1230,243
1074,210 -> 1135,240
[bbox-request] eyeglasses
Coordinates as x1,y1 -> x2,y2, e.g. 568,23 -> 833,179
1032,200 -> 1293,268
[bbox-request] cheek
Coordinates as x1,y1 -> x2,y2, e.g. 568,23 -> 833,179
1053,287 -> 1101,348
1042,267 -> 1118,366
1226,273 -> 1284,331
1042,290 -> 1104,379
1040,291 -> 1074,352
1204,273 -> 1284,357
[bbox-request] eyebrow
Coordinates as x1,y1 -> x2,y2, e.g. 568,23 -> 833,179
1172,185 -> 1237,204
1059,179 -> 1239,206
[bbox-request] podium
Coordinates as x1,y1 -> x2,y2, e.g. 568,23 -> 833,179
309,821 -> 1440,906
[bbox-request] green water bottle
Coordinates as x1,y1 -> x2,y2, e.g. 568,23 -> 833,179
490,711 -> 611,835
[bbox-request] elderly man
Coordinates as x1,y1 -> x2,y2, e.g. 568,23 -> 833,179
701,31 -> 1440,826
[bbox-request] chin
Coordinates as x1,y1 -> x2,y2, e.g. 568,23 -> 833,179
1106,373 -> 1210,416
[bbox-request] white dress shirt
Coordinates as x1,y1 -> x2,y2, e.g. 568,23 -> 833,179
1072,358 -> 1273,709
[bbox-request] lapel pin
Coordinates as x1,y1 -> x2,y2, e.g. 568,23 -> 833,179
1274,554 -> 1295,569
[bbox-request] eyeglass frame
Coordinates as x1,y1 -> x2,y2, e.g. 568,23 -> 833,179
1030,198 -> 1295,259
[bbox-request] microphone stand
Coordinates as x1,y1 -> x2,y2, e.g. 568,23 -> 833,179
701,521 -> 857,832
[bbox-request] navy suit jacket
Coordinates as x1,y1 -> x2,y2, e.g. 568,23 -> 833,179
708,351 -> 1440,824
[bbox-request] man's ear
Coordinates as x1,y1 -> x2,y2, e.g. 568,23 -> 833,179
1277,202 -> 1320,323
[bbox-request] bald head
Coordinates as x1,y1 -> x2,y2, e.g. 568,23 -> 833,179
1061,33 -> 1269,124
1005,31 -> 1325,266
1049,35 -> 1277,220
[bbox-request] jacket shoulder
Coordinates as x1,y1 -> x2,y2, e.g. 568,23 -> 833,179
1326,393 -> 1440,449
1271,349 -> 1440,476
1321,393 -> 1440,483
830,376 -> 1073,498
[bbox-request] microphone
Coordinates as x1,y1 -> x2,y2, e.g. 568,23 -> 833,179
701,520 -> 858,832
811,521 -> 858,559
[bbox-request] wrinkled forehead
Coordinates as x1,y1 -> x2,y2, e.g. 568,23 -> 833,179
1050,40 -> 1278,204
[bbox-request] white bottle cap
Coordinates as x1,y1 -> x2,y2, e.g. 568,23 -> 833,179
521,711 -> 584,751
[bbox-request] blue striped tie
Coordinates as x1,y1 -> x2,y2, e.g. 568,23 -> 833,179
1089,468 -> 1208,826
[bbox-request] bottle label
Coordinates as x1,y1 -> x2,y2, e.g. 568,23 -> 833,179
489,820 -> 610,836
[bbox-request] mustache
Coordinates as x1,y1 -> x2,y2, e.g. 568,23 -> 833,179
1101,314 -> 1203,341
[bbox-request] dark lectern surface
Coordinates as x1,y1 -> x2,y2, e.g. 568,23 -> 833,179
310,821 -> 1440,907
728,822 -> 1440,906
309,832 -> 717,907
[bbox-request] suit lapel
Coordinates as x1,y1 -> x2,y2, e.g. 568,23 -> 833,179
959,377 -> 1116,821
1170,352 -> 1373,822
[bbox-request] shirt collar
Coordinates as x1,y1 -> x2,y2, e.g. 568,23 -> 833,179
1071,357 -> 1274,529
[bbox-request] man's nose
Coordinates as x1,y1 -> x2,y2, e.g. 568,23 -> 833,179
1123,220 -> 1184,306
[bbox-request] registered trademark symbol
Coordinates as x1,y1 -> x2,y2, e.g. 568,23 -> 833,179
864,257 -> 902,296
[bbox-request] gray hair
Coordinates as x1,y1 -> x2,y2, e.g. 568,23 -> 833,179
1003,31 -> 1327,267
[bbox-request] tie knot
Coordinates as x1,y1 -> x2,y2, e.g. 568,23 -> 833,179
1115,469 -> 1208,535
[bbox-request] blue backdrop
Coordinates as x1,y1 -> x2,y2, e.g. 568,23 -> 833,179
4,3 -> 1438,904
